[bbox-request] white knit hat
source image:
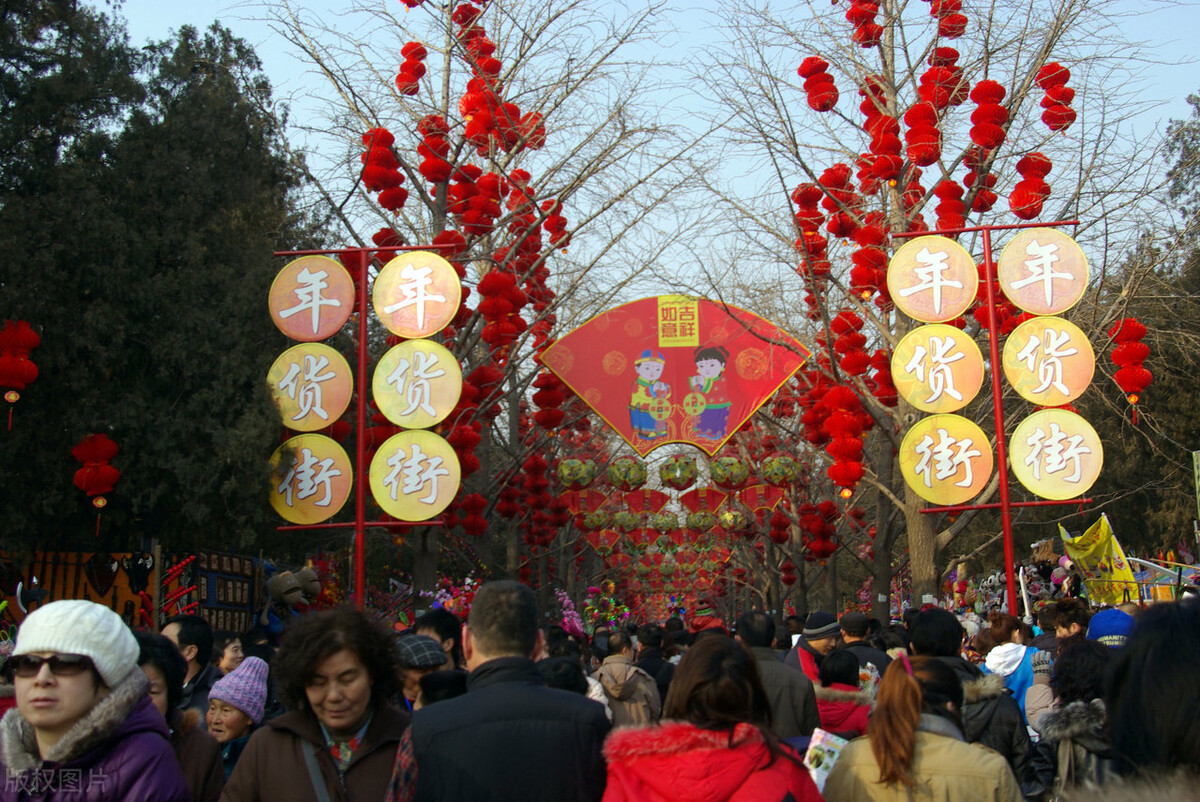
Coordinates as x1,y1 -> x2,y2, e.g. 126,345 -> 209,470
14,600 -> 139,687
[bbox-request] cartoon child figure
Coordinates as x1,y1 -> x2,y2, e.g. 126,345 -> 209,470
630,350 -> 671,440
688,345 -> 731,439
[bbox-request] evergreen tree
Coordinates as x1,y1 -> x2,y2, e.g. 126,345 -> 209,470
0,16 -> 323,553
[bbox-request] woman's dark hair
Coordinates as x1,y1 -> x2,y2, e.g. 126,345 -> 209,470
418,669 -> 468,706
415,608 -> 464,667
868,655 -> 964,786
988,611 -> 1023,644
1050,640 -> 1109,706
135,631 -> 186,713
273,607 -> 398,714
1106,600 -> 1200,776
544,625 -> 584,663
663,636 -> 771,730
537,656 -> 588,695
211,630 -> 239,666
819,649 -> 861,688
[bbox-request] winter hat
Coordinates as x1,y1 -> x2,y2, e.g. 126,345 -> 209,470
396,634 -> 449,669
802,611 -> 839,640
14,599 -> 138,687
688,599 -> 726,635
1087,608 -> 1136,649
839,611 -> 870,637
209,656 -> 269,724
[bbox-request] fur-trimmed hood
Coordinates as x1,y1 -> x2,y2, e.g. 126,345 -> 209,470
1037,699 -> 1109,750
604,720 -> 766,762
962,670 -> 1009,703
814,683 -> 872,706
1061,770 -> 1198,802
1,669 -> 154,770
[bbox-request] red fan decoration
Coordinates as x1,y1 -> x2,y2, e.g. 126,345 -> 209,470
0,319 -> 40,429
1108,317 -> 1152,423
395,40 -> 427,96
1037,62 -> 1076,133
799,56 -> 839,112
1008,151 -> 1052,220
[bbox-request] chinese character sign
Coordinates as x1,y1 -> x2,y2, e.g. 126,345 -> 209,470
1002,317 -> 1095,406
372,251 -> 462,339
1010,408 -> 1103,499
369,430 -> 461,521
540,297 -> 809,457
267,343 -> 353,431
899,414 -> 994,505
887,236 -> 977,323
372,340 -> 462,429
891,324 -> 985,413
269,434 -> 352,524
997,228 -> 1088,316
269,256 -> 355,341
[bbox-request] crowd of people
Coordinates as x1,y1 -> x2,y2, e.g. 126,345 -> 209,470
0,586 -> 1196,801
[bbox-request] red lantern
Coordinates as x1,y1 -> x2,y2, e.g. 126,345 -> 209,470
1109,317 -> 1152,422
72,434 -> 120,536
0,319 -> 40,429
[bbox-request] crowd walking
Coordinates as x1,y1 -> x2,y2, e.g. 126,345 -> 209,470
0,587 -> 1198,800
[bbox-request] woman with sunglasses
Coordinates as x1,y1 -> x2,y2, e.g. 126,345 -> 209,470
0,599 -> 189,801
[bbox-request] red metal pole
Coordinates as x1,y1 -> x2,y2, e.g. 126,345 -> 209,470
981,229 -> 1019,616
354,249 -> 370,610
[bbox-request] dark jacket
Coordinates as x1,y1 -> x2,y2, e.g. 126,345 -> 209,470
170,707 -> 225,802
634,648 -> 673,703
181,663 -> 223,715
936,656 -> 1036,800
0,671 -> 190,802
841,640 -> 892,677
748,646 -> 820,739
1029,699 -> 1116,799
410,656 -> 610,802
221,704 -> 408,802
783,639 -> 823,682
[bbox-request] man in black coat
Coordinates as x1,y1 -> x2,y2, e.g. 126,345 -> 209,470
837,611 -> 891,682
400,581 -> 610,802
633,622 -> 673,703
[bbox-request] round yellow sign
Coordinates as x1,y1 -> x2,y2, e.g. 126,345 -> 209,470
1010,408 -> 1103,500
891,324 -> 985,413
269,256 -> 355,341
268,434 -> 352,524
887,236 -> 978,323
997,229 -> 1088,316
372,251 -> 462,339
369,430 -> 461,521
267,343 -> 353,431
899,414 -> 994,505
373,340 -> 462,429
1002,316 -> 1094,406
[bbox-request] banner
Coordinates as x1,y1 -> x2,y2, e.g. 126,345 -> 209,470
1059,515 -> 1138,605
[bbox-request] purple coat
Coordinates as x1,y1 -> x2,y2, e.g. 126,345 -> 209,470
0,670 -> 189,802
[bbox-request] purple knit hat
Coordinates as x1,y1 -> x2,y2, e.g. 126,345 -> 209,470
209,656 -> 268,724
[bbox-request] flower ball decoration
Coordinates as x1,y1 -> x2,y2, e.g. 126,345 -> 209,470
650,511 -> 680,533
760,454 -> 800,487
658,453 -> 698,491
556,458 -> 597,490
708,454 -> 750,490
718,509 -> 751,533
607,455 -> 648,491
686,510 -> 718,533
611,510 -> 642,533
580,509 -> 612,531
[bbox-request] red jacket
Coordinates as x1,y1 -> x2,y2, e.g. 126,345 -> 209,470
815,683 -> 872,738
602,721 -> 823,802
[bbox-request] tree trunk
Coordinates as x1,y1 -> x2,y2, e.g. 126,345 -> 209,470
413,527 -> 439,613
906,482 -> 938,605
872,437 -> 897,621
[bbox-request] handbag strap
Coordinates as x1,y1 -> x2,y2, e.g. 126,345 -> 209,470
302,743 -> 335,802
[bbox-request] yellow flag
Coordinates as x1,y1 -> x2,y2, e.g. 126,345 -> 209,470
1059,515 -> 1138,606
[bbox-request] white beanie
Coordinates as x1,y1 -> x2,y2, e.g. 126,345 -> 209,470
14,600 -> 139,687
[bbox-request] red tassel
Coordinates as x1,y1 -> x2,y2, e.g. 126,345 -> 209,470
1131,406 -> 1138,426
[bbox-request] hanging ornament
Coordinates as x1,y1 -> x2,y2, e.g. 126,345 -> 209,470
72,434 -> 120,536
0,320 -> 40,429
1108,317 -> 1152,424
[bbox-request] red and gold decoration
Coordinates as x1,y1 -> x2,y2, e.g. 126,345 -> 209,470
1009,408 -> 1103,499
1108,317 -> 1152,423
269,434 -> 352,525
267,343 -> 353,431
0,319 -> 40,430
269,256 -> 355,341
541,297 -> 809,456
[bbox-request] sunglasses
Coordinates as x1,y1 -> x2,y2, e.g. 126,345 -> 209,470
10,654 -> 94,678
